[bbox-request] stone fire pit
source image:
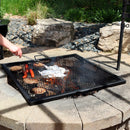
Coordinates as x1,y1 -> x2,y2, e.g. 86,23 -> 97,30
0,48 -> 129,130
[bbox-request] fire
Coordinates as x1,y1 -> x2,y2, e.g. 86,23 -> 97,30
43,77 -> 56,85
42,69 -> 79,93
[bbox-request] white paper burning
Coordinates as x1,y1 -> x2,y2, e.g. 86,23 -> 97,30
38,65 -> 69,78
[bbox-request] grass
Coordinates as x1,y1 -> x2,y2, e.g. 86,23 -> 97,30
1,0 -> 124,23
25,2 -> 48,25
1,0 -> 36,15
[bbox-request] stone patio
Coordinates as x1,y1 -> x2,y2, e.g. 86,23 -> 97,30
0,48 -> 130,130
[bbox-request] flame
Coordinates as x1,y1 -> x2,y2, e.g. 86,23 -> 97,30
43,69 -> 79,93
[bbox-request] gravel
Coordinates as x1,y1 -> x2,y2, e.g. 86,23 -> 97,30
6,18 -> 106,52
6,18 -> 35,47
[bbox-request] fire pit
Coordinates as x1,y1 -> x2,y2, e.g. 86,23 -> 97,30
2,54 -> 126,105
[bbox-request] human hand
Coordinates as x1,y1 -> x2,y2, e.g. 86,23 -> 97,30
9,45 -> 22,58
0,34 -> 23,58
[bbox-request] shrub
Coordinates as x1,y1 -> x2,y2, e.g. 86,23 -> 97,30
1,0 -> 123,23
64,8 -> 86,22
0,7 -> 5,19
93,9 -> 121,23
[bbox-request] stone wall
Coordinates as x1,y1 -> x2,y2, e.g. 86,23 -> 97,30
98,22 -> 130,53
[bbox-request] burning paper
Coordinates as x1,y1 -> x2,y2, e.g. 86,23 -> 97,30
38,65 -> 69,78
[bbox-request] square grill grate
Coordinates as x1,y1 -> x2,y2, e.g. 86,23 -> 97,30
2,54 -> 126,105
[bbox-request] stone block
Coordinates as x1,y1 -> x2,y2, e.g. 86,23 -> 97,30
74,95 -> 122,130
32,18 -> 74,47
26,98 -> 82,130
0,98 -> 34,130
94,76 -> 130,122
98,22 -> 130,53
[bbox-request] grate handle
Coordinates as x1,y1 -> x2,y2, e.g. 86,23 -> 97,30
34,53 -> 49,62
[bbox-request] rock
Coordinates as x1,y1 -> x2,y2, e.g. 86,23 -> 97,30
32,18 -> 74,47
98,22 -> 130,53
6,19 -> 34,46
5,18 -> 104,52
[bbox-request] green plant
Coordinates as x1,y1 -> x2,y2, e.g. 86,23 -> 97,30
1,0 -> 37,16
0,7 -> 5,19
1,0 -> 123,23
26,9 -> 37,25
0,7 -> 10,25
93,9 -> 121,23
36,2 -> 48,19
64,8 -> 86,22
0,19 -> 10,25
26,2 -> 49,25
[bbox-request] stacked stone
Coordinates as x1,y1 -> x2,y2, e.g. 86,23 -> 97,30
62,23 -> 105,52
6,18 -> 105,52
6,19 -> 34,47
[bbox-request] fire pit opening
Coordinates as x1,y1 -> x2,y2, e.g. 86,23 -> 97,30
2,54 -> 126,105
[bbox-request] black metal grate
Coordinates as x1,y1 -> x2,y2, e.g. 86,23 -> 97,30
2,54 -> 126,105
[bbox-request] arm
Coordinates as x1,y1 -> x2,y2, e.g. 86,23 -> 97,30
0,34 -> 22,57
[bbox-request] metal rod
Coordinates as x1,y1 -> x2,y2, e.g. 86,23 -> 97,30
116,0 -> 127,70
117,21 -> 125,70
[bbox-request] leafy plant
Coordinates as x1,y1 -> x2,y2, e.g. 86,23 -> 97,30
0,7 -> 10,25
64,8 -> 86,22
1,0 -> 123,23
0,7 -> 5,19
93,9 -> 121,23
0,19 -> 10,25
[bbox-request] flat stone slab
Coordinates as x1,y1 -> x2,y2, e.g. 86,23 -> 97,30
0,97 -> 33,130
74,95 -> 122,130
26,98 -> 82,130
0,48 -> 129,130
94,77 -> 130,122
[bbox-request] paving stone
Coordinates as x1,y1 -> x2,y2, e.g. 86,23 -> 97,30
0,68 -> 7,84
26,98 -> 82,130
94,77 -> 130,122
0,82 -> 22,99
0,97 -> 34,130
0,67 -> 23,99
0,48 -> 98,64
74,95 -> 122,130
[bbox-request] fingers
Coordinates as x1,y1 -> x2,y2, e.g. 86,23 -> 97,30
18,48 -> 22,58
12,48 -> 22,58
